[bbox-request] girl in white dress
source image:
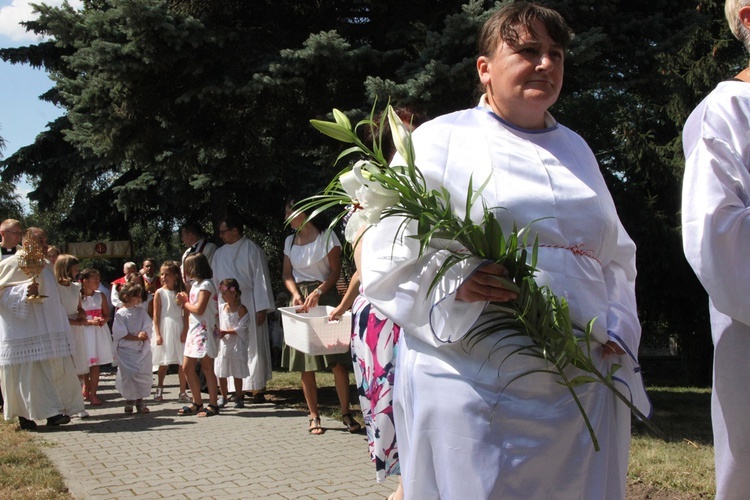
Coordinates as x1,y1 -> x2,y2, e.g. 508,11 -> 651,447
53,254 -> 90,418
79,268 -> 114,406
112,283 -> 153,414
176,253 -> 220,417
216,278 -> 250,409
152,261 -> 188,402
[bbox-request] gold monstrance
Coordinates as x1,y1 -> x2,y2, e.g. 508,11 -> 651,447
18,230 -> 48,303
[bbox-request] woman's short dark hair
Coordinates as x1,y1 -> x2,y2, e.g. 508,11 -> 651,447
183,253 -> 213,281
478,2 -> 572,57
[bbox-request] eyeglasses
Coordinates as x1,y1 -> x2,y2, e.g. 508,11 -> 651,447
219,228 -> 233,235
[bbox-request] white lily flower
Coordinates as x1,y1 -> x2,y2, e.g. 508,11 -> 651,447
387,105 -> 412,164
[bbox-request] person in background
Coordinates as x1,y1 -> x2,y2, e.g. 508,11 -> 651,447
140,258 -> 162,296
53,254 -> 90,418
282,201 -> 360,435
360,4 -> 648,498
180,221 -> 217,281
152,261 -> 189,403
0,219 -> 22,259
79,268 -> 114,406
681,2 -> 750,497
0,228 -> 84,430
212,216 -> 274,404
46,245 -> 61,264
0,219 -> 22,413
112,283 -> 153,415
177,253 -> 220,417
111,261 -> 137,310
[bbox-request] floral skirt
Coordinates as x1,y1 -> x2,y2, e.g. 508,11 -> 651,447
351,294 -> 400,482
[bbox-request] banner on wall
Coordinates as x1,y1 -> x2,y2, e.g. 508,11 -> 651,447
65,241 -> 132,259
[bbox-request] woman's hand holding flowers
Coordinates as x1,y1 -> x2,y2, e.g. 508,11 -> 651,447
456,263 -> 519,303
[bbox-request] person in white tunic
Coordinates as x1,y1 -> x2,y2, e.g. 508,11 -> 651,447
360,4 -> 649,499
682,2 -> 750,497
0,228 -> 84,430
212,216 -> 274,402
112,283 -> 153,414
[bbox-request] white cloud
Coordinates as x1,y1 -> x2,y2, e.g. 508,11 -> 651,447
0,0 -> 82,43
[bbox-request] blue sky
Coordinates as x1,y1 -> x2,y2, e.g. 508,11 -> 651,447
0,0 -> 82,205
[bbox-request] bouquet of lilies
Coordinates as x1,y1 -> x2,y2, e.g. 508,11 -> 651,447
293,104 -> 662,451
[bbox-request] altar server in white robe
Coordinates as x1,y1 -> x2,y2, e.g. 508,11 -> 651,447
212,216 -> 274,400
360,4 -> 649,499
0,228 -> 84,429
682,2 -> 750,498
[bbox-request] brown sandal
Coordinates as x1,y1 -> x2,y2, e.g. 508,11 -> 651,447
308,416 -> 325,435
342,413 -> 361,433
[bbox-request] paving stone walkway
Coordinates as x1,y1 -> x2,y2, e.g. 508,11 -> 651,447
35,373 -> 397,499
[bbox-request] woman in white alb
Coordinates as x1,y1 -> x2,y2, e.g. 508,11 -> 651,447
361,4 -> 649,499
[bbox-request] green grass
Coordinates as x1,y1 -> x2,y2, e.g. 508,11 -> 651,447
629,387 -> 715,497
0,419 -> 72,499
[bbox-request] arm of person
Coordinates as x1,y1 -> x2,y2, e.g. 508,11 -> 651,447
361,217 -> 514,347
181,289 -> 211,315
683,132 -> 750,325
99,294 -> 110,324
282,254 -> 303,306
302,245 -> 341,310
180,308 -> 188,343
329,270 -> 360,320
152,291 -> 163,345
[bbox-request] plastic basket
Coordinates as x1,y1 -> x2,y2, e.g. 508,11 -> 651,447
279,306 -> 352,355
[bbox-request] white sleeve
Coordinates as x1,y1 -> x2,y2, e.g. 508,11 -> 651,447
1,284 -> 30,319
682,133 -> 750,325
360,216 -> 487,347
602,219 -> 641,353
112,312 -> 128,342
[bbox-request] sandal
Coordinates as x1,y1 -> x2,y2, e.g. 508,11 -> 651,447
124,401 -> 134,414
136,402 -> 150,414
177,403 -> 202,416
197,404 -> 219,417
342,413 -> 362,433
154,388 -> 163,402
308,416 -> 325,435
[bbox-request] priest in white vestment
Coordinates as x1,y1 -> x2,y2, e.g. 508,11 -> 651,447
212,217 -> 274,400
360,4 -> 649,499
682,2 -> 750,498
0,228 -> 84,430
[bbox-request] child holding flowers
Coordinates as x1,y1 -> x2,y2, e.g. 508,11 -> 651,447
79,268 -> 113,406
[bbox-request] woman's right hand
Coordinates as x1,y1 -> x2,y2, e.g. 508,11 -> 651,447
328,304 -> 347,321
456,263 -> 519,303
292,293 -> 304,307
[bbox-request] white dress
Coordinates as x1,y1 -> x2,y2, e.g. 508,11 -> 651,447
112,306 -> 153,400
212,237 -> 273,390
682,79 -> 750,499
80,290 -> 114,366
215,306 -> 250,378
151,288 -> 185,366
56,281 -> 89,375
361,101 -> 649,499
183,279 -> 219,359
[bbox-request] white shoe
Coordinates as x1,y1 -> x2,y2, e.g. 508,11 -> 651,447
217,396 -> 226,408
74,410 -> 90,418
178,392 -> 190,403
154,387 -> 163,402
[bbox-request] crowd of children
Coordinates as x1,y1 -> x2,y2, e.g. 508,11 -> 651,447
49,251 -> 277,419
